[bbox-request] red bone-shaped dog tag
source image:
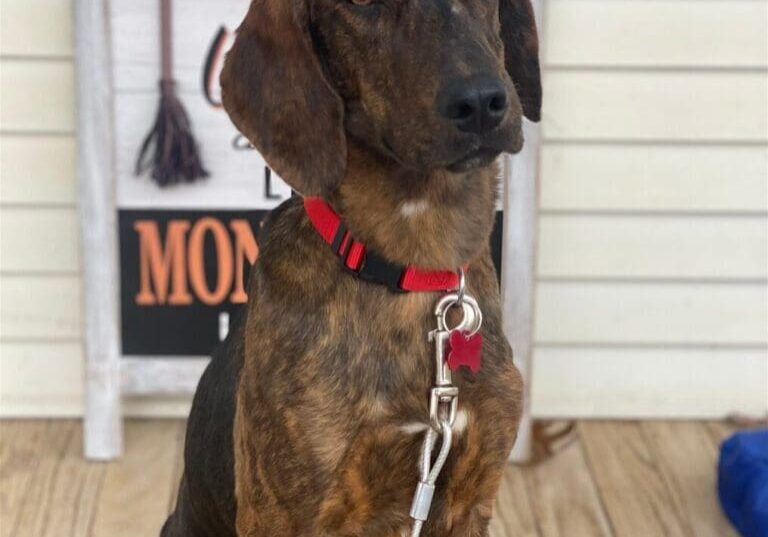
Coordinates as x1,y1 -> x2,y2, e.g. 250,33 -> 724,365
447,330 -> 483,373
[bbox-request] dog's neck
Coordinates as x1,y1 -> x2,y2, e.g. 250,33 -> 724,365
328,142 -> 499,270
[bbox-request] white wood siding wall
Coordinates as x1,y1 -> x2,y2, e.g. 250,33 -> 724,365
0,0 -> 188,417
1,0 -> 82,416
1,0 -> 766,418
531,0 -> 768,418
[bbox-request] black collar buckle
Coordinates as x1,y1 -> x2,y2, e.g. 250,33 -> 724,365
353,250 -> 406,294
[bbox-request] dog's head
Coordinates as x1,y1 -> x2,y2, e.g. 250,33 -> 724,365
222,0 -> 541,196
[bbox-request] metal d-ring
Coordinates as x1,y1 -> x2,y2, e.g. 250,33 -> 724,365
434,293 -> 483,337
456,268 -> 466,305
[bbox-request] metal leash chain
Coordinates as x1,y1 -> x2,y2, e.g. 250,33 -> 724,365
409,271 -> 483,536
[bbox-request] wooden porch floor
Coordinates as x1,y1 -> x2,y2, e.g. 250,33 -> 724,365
0,420 -> 738,537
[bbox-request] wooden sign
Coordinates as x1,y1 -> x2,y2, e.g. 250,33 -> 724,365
109,0 -> 505,357
112,0 -> 283,357
76,0 -> 540,460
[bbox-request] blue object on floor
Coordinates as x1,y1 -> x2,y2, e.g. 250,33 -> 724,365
718,429 -> 768,537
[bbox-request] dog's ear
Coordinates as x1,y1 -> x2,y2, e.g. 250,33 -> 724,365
221,0 -> 346,196
499,0 -> 542,122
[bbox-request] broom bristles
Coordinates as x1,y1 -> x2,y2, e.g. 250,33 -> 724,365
135,80 -> 209,187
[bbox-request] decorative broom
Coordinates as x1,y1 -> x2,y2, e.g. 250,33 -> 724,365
135,0 -> 208,187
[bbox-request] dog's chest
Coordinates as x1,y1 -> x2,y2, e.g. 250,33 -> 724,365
313,329 -> 519,535
238,270 -> 522,533
297,291 -> 517,466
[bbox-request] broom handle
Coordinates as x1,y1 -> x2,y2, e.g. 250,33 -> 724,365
160,0 -> 173,83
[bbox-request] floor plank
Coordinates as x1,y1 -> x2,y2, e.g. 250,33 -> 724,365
42,426 -> 106,537
0,420 -> 744,536
0,420 -> 51,537
579,422 -> 691,537
524,439 -> 614,537
489,466 -> 540,537
641,421 -> 737,537
167,421 -> 186,513
12,421 -> 77,537
15,422 -> 107,537
705,421 -> 738,447
90,420 -> 184,537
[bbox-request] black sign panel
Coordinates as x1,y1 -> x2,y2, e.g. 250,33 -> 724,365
119,209 -> 504,357
119,209 -> 267,356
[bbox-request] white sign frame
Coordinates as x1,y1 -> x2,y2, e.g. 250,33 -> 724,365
76,0 -> 543,461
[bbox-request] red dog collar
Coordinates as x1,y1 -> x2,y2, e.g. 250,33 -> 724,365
304,197 -> 461,293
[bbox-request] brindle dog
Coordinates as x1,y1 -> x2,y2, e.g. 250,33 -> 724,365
161,0 -> 541,535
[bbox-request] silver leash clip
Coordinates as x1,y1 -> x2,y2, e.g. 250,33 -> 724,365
427,287 -> 482,432
410,270 -> 483,536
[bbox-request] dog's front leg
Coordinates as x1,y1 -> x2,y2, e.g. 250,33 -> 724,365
423,453 -> 507,537
233,431 -> 297,537
232,386 -> 331,537
315,425 -> 424,537
429,370 -> 522,537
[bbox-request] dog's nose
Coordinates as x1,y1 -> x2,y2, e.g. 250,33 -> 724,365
439,76 -> 508,134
